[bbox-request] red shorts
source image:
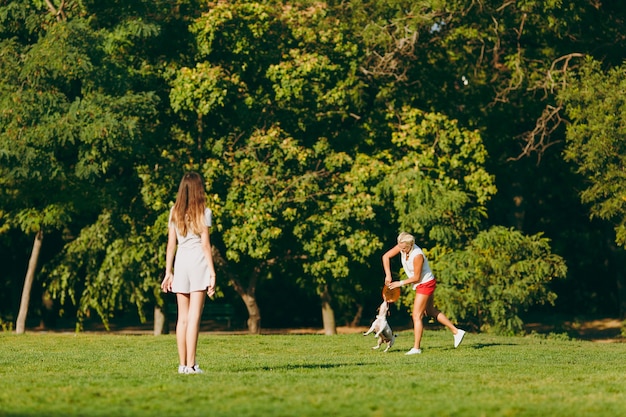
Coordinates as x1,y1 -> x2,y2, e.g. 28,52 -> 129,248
415,279 -> 436,295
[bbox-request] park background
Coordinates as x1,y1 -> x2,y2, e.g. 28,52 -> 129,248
1,0 -> 625,339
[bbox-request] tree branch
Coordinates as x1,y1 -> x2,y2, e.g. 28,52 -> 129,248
45,0 -> 67,21
508,53 -> 585,162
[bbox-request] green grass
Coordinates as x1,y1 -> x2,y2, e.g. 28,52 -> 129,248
0,330 -> 624,417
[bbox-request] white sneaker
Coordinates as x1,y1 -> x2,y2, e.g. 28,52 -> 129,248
454,329 -> 466,348
405,347 -> 422,355
178,365 -> 186,374
184,364 -> 204,374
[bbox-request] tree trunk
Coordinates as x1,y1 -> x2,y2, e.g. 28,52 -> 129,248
211,247 -> 262,334
16,229 -> 43,334
349,304 -> 363,327
230,277 -> 261,334
242,293 -> 261,334
321,286 -> 337,335
153,305 -> 168,335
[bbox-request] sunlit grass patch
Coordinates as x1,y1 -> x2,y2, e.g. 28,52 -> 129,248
0,331 -> 624,417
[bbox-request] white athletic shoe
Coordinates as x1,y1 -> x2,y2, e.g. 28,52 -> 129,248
454,329 -> 466,348
178,365 -> 186,374
184,364 -> 204,374
405,347 -> 422,355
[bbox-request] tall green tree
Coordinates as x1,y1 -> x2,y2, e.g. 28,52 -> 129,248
559,58 -> 626,318
0,6 -> 120,332
0,0 -> 190,331
169,1 -> 384,333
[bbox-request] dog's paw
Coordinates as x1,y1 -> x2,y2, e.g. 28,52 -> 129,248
372,345 -> 380,350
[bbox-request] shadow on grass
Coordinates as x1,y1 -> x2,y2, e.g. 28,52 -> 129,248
239,362 -> 374,372
470,342 -> 517,349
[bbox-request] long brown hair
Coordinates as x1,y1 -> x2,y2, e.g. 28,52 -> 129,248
171,172 -> 207,236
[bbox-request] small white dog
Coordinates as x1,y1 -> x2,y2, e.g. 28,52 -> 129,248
363,300 -> 396,352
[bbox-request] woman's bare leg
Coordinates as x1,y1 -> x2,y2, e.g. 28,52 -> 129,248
185,291 -> 206,367
425,296 -> 460,334
412,293 -> 430,349
176,293 -> 190,366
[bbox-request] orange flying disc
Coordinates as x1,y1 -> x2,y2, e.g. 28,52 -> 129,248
382,285 -> 401,303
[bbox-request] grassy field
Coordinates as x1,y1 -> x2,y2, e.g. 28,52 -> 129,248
0,329 -> 624,417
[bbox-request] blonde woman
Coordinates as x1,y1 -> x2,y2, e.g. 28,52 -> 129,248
161,172 -> 216,373
383,232 -> 465,355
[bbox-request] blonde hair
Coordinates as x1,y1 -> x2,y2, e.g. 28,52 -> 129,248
171,172 -> 207,236
397,232 -> 415,245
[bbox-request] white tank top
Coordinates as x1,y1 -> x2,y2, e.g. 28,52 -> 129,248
400,244 -> 434,288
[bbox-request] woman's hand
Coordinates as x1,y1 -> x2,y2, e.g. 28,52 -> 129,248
207,273 -> 216,298
161,272 -> 173,292
388,280 -> 403,290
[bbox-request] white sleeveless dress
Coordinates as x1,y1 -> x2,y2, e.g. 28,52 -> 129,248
170,207 -> 213,293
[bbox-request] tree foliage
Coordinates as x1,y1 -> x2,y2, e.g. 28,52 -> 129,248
380,107 -> 497,248
0,0 -> 185,329
1,0 -> 622,334
434,226 -> 567,335
168,1 -> 384,332
560,59 -> 626,249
